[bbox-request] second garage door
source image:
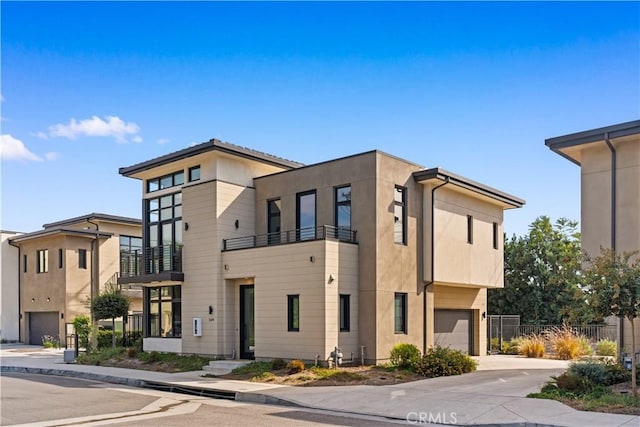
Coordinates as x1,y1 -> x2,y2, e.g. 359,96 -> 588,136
434,309 -> 472,354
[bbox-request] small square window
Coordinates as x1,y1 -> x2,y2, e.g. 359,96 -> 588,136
189,166 -> 201,182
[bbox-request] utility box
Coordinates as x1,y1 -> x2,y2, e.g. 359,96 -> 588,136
63,349 -> 76,363
193,317 -> 202,337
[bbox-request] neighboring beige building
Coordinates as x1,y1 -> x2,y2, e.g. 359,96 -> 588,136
119,141 -> 524,362
1,230 -> 22,342
9,214 -> 142,345
546,119 -> 640,356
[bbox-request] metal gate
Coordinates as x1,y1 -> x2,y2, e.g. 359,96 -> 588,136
487,315 -> 520,354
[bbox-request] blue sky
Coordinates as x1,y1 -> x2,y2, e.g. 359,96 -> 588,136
2,1 -> 639,237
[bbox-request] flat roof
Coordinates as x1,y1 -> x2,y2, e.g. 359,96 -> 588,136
545,120 -> 640,165
9,228 -> 113,244
119,139 -> 304,177
413,167 -> 525,208
42,213 -> 141,229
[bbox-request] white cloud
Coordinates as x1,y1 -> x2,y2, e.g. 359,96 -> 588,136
157,138 -> 170,145
48,115 -> 141,143
132,135 -> 143,143
0,134 -> 43,162
44,152 -> 60,161
33,131 -> 49,140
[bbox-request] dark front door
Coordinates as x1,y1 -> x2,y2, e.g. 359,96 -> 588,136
239,285 -> 255,360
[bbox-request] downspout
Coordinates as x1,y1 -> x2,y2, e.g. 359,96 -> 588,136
423,177 -> 450,354
8,239 -> 21,343
604,134 -> 623,359
87,218 -> 100,346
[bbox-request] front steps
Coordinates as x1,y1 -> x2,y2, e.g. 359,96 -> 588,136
202,359 -> 251,375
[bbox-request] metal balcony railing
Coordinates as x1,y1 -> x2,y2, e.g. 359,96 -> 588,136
119,244 -> 183,277
223,225 -> 357,251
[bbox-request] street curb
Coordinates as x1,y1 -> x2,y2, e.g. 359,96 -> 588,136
1,365 -> 146,388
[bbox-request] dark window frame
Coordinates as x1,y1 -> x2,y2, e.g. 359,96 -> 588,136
58,248 -> 63,269
267,198 -> 282,245
394,185 -> 407,245
78,249 -> 87,269
23,254 -> 27,273
146,170 -> 186,193
467,215 -> 474,244
296,190 -> 317,241
145,285 -> 182,338
37,249 -> 48,273
339,294 -> 350,332
492,222 -> 498,250
287,294 -> 300,332
394,292 -> 408,334
335,185 -> 352,239
188,165 -> 201,182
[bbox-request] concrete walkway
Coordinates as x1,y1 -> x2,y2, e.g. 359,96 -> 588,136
1,344 -> 638,427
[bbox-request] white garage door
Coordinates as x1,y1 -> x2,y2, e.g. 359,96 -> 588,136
434,309 -> 472,354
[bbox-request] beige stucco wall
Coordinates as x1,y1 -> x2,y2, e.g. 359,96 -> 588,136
222,240 -> 359,362
1,232 -> 21,341
427,185 -> 504,287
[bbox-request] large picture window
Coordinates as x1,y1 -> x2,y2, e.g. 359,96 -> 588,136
146,192 -> 182,273
146,286 -> 182,338
120,235 -> 142,276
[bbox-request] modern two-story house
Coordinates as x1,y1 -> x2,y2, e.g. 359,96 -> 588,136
546,120 -> 640,356
119,141 -> 524,363
9,213 -> 142,345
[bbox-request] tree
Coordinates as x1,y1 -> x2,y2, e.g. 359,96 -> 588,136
489,216 -> 595,324
91,290 -> 130,348
583,248 -> 640,396
72,315 -> 92,351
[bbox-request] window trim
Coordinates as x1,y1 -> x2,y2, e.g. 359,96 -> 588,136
394,292 -> 408,334
339,294 -> 350,332
145,285 -> 182,338
287,294 -> 300,332
394,185 -> 407,245
467,215 -> 474,244
296,190 -> 317,241
146,170 -> 186,193
335,185 -> 352,238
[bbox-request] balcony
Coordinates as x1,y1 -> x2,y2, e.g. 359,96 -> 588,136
118,244 -> 184,285
223,225 -> 357,251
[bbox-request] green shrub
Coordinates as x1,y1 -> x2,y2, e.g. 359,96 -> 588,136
287,359 -> 305,374
604,362 -> 631,385
97,330 -> 123,349
72,315 -> 92,350
518,334 -> 546,358
554,372 -> 594,394
415,346 -> 477,378
42,335 -> 60,348
389,343 -> 421,369
578,337 -> 594,356
568,361 -> 609,386
595,339 -> 617,357
271,358 -> 287,370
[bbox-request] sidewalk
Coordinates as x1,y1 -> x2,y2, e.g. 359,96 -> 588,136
1,344 -> 638,427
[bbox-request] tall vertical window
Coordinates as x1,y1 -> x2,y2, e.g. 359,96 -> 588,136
147,286 -> 181,337
335,185 -> 351,240
23,255 -> 27,273
78,249 -> 87,269
394,186 -> 407,245
267,198 -> 281,245
339,294 -> 350,332
492,222 -> 499,250
296,190 -> 316,241
37,249 -> 48,273
467,215 -> 474,244
287,294 -> 300,332
394,293 -> 407,334
120,235 -> 143,276
146,192 -> 183,273
188,166 -> 201,182
58,249 -> 63,269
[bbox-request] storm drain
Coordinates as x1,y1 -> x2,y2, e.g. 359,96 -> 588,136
142,380 -> 237,400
